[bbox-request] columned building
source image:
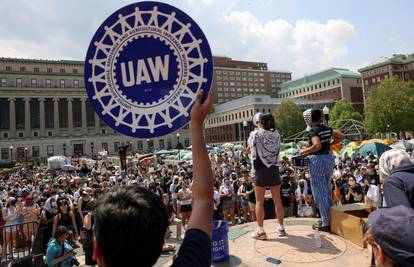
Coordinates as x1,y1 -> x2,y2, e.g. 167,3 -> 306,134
0,58 -> 190,163
205,95 -> 334,145
358,53 -> 414,102
278,68 -> 364,113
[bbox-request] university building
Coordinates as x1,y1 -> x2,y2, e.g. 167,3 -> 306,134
358,53 -> 414,101
211,56 -> 291,103
278,68 -> 364,113
0,58 -> 191,163
0,56 -> 290,162
205,95 -> 334,144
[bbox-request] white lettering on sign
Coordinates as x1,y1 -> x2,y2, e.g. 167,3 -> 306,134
120,55 -> 170,87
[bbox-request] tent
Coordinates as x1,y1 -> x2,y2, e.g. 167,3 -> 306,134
339,147 -> 358,159
279,148 -> 299,159
154,149 -> 175,155
358,142 -> 392,158
391,140 -> 414,151
347,141 -> 361,148
234,144 -> 244,151
359,139 -> 393,147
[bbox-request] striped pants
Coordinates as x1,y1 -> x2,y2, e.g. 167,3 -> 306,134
308,153 -> 335,225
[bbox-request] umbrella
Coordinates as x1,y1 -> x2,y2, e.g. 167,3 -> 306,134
154,149 -> 174,155
62,164 -> 76,171
359,139 -> 393,147
339,147 -> 358,159
391,140 -> 414,151
182,152 -> 193,160
222,143 -> 235,149
279,148 -> 299,159
234,144 -> 244,151
347,141 -> 361,148
341,139 -> 350,146
358,142 -> 392,158
213,147 -> 223,153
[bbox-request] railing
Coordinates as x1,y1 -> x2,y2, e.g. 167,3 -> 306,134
0,222 -> 38,265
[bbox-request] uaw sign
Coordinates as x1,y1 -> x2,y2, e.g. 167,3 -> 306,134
84,1 -> 213,138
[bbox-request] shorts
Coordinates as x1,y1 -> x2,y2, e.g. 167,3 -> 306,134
255,166 -> 280,187
241,199 -> 249,207
180,204 -> 192,213
222,199 -> 234,210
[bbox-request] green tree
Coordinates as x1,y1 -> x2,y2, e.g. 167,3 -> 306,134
329,99 -> 363,129
365,76 -> 414,135
273,100 -> 306,139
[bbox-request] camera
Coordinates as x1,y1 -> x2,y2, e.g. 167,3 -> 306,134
70,258 -> 80,266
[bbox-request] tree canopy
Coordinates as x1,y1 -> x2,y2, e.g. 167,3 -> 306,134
273,100 -> 306,138
365,76 -> 414,134
329,99 -> 363,130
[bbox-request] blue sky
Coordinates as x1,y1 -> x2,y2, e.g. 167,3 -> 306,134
0,0 -> 412,78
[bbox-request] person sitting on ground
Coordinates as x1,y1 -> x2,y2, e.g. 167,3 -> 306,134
92,90 -> 214,267
365,205 -> 414,267
340,175 -> 364,204
379,149 -> 414,208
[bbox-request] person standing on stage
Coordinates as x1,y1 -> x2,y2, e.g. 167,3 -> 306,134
248,113 -> 285,240
299,109 -> 344,232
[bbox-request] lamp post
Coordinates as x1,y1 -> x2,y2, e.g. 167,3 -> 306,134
63,143 -> 67,156
24,147 -> 28,167
146,138 -> 150,153
323,105 -> 330,126
90,142 -> 94,157
9,146 -> 13,163
176,133 -> 180,160
243,120 -> 248,147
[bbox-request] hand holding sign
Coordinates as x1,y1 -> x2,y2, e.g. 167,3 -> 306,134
191,89 -> 213,126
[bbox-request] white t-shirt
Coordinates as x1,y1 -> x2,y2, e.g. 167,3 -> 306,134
170,183 -> 178,199
178,188 -> 192,206
213,190 -> 221,210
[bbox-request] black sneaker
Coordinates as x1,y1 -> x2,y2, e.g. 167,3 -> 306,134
312,224 -> 330,233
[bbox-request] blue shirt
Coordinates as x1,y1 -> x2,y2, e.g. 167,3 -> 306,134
46,239 -> 74,267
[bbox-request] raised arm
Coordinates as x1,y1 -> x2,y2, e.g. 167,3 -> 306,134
187,90 -> 214,237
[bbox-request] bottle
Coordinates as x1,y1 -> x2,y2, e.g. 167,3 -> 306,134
313,228 -> 322,248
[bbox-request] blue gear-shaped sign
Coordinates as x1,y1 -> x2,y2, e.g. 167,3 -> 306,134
84,2 -> 213,138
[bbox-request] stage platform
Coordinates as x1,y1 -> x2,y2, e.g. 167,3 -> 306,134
162,218 -> 370,267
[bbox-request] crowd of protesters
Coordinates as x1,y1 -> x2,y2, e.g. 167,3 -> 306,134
0,112 -> 413,265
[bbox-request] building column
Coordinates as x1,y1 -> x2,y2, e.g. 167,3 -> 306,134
39,97 -> 45,137
95,113 -> 101,135
24,98 -> 31,138
81,98 -> 87,135
9,98 -> 16,138
53,97 -> 59,133
67,98 -> 73,134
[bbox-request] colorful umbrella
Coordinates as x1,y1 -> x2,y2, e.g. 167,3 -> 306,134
358,142 -> 392,158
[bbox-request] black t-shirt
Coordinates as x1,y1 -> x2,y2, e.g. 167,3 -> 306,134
307,124 -> 333,155
362,173 -> 380,186
340,184 -> 363,204
245,182 -> 255,204
280,182 -> 292,207
172,228 -> 211,267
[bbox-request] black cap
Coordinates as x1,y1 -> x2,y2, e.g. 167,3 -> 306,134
368,206 -> 414,266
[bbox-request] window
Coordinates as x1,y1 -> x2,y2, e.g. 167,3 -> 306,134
20,66 -> 26,72
376,77 -> 381,82
159,139 -> 165,149
184,138 -> 190,147
47,145 -> 54,156
372,78 -> 375,83
34,67 -> 39,73
0,78 -> 7,87
148,140 -> 154,151
216,70 -> 221,74
31,79 -> 37,88
48,131 -> 53,137
102,143 -> 108,151
16,78 -> 22,87
47,68 -> 52,73
73,69 -> 78,74
19,132 -> 24,138
60,68 -> 65,73
32,146 -> 39,158
5,66 -> 12,71
34,132 -> 38,137
114,142 -> 120,152
3,133 -> 8,138
45,79 -> 51,88
73,80 -> 79,88
137,140 -> 144,151
364,80 -> 368,85
60,79 -> 65,88
385,74 -> 389,79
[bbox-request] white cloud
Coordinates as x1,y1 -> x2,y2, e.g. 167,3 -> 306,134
0,0 -> 357,77
221,11 -> 357,76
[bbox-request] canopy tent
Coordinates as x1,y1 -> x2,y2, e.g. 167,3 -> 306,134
347,141 -> 361,148
222,143 -> 235,149
182,152 -> 193,160
391,140 -> 414,151
359,139 -> 393,147
233,144 -> 244,151
154,149 -> 175,155
358,142 -> 392,158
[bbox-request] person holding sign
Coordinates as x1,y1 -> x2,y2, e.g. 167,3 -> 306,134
92,90 -> 214,267
299,109 -> 344,232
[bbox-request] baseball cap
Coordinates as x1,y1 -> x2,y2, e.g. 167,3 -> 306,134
368,206 -> 414,266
